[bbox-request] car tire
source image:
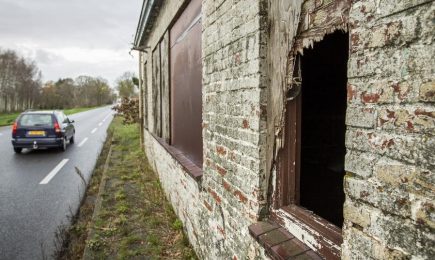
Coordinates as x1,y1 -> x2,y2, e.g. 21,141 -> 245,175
60,137 -> 67,152
70,134 -> 75,144
14,147 -> 22,154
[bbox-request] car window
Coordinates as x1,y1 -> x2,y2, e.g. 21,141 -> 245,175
55,112 -> 65,123
62,113 -> 69,123
19,114 -> 53,127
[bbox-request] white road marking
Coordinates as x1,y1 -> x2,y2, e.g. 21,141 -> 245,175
0,133 -> 3,136
78,137 -> 88,147
91,128 -> 98,134
39,159 -> 69,185
98,122 -> 103,126
102,113 -> 112,122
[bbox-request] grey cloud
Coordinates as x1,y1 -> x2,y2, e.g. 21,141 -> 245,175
34,49 -> 63,64
0,0 -> 142,84
0,0 -> 141,49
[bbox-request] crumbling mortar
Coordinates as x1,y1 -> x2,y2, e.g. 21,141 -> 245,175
347,146 -> 434,172
376,0 -> 435,20
352,36 -> 433,56
346,125 -> 432,139
346,195 -> 415,226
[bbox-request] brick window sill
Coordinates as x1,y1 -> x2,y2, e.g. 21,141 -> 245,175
150,133 -> 203,181
249,221 -> 322,260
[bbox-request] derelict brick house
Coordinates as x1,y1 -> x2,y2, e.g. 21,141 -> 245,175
133,0 -> 434,259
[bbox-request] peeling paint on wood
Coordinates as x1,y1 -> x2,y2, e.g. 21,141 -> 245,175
152,45 -> 162,137
265,0 -> 303,215
161,31 -> 170,142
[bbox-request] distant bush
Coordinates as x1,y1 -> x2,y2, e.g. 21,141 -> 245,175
112,97 -> 139,125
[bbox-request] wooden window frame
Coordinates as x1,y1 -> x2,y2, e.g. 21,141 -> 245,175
270,1 -> 351,259
276,92 -> 301,209
273,80 -> 343,259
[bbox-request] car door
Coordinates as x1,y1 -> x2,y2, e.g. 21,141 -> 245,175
63,112 -> 74,138
56,112 -> 68,139
60,112 -> 71,139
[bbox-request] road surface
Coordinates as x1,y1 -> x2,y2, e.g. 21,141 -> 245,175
0,106 -> 114,259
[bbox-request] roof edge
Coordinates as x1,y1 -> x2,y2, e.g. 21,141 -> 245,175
133,0 -> 163,48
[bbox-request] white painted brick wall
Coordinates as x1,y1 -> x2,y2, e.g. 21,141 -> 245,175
342,0 -> 435,258
138,0 -> 435,259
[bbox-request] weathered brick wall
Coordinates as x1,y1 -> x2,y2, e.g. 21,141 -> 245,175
142,131 -> 203,252
343,0 -> 435,259
139,0 -> 434,258
200,0 -> 269,258
140,0 -> 203,256
140,0 -> 268,258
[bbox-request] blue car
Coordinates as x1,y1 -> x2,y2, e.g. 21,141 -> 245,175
11,110 -> 75,153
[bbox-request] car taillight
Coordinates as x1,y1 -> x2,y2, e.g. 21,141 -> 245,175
12,122 -> 17,136
54,122 -> 61,135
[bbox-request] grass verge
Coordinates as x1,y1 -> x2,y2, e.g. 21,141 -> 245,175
64,107 -> 100,116
57,116 -> 197,259
0,113 -> 19,127
0,106 -> 100,127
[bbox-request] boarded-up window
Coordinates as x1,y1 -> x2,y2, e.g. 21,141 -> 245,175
170,0 -> 203,167
152,45 -> 162,137
151,32 -> 170,141
143,61 -> 148,130
160,33 -> 170,142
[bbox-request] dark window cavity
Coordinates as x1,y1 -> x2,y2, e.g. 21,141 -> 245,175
299,31 -> 349,227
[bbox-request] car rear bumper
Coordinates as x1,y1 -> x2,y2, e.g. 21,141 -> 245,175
12,137 -> 63,148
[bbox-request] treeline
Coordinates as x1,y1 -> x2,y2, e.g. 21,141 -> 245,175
0,49 -> 116,113
39,76 -> 115,109
0,49 -> 42,112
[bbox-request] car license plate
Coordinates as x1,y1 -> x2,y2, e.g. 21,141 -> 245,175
28,131 -> 45,136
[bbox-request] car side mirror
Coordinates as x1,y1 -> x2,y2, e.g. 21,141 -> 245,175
70,119 -> 75,123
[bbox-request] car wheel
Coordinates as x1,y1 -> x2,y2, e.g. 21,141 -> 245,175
14,147 -> 22,154
60,137 -> 67,151
70,134 -> 75,144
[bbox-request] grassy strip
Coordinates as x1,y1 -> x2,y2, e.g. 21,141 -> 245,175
64,107 -> 100,116
58,117 -> 197,259
54,120 -> 115,259
0,113 -> 19,127
0,107 -> 100,127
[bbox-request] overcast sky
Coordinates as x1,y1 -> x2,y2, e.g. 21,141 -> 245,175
0,0 -> 142,86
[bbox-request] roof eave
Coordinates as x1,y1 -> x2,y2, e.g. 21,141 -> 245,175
133,0 -> 163,49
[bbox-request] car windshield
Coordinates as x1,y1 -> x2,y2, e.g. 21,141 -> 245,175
19,114 -> 53,127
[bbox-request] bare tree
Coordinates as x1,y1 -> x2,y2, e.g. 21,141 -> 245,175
116,71 -> 138,98
0,48 -> 118,113
0,49 -> 42,113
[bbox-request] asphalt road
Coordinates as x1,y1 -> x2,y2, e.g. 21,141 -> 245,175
0,106 -> 114,260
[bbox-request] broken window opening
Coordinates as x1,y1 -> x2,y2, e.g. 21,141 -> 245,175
299,31 -> 349,227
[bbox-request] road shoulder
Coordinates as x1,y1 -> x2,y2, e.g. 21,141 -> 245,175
57,117 -> 197,259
